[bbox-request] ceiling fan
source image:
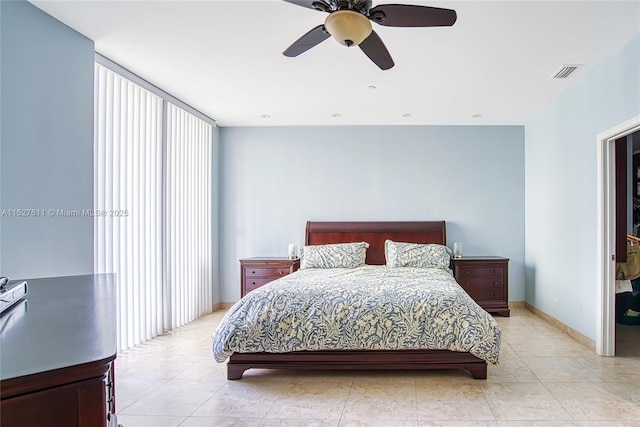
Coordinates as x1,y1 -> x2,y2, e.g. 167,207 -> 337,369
282,0 -> 457,70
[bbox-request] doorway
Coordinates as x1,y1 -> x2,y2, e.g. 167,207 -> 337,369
617,130 -> 640,356
597,115 -> 640,356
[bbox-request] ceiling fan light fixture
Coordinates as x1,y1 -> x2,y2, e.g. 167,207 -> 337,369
324,10 -> 372,47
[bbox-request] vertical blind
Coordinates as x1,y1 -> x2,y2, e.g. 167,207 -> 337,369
165,103 -> 213,330
94,64 -> 213,352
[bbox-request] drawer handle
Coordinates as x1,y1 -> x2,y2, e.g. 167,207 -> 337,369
494,281 -> 498,285
493,270 -> 498,274
251,271 -> 256,274
252,281 -> 256,285
279,270 -> 284,275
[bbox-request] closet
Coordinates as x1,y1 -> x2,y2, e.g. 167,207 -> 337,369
616,235 -> 640,322
614,131 -> 640,356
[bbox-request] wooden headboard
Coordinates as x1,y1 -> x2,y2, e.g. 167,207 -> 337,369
305,221 -> 446,265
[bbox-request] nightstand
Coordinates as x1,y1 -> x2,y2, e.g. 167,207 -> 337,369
452,256 -> 510,316
240,257 -> 300,297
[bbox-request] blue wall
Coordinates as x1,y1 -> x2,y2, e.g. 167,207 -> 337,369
220,125 -> 525,302
0,0 -> 95,278
525,33 -> 640,340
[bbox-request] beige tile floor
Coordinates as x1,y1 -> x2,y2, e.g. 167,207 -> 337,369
115,308 -> 640,427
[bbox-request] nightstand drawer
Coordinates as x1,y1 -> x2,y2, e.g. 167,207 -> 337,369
452,256 -> 510,316
466,289 -> 504,302
240,257 -> 300,297
244,267 -> 291,278
244,278 -> 273,292
456,266 -> 503,278
457,276 -> 504,289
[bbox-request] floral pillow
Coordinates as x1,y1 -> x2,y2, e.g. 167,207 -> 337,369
300,242 -> 369,269
385,240 -> 452,272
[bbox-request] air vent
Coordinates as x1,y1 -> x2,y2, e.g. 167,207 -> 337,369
549,64 -> 582,79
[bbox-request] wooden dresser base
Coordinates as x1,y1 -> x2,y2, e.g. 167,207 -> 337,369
1,275 -> 117,427
227,350 -> 487,380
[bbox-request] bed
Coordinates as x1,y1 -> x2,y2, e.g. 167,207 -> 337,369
212,221 -> 501,380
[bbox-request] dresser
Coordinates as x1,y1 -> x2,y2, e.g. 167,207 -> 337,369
240,257 -> 300,297
452,256 -> 510,316
0,274 -> 118,427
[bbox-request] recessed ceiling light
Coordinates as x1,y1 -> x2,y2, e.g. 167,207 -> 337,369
332,113 -> 341,118
260,114 -> 271,119
401,113 -> 412,118
472,113 -> 482,118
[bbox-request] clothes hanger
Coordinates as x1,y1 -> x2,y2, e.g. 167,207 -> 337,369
626,234 -> 640,244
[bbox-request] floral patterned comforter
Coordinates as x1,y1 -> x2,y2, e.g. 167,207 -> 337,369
212,266 -> 501,364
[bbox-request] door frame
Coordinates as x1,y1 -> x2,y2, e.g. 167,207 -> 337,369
596,115 -> 640,356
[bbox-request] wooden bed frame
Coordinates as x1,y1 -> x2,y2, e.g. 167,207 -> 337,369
227,221 -> 488,380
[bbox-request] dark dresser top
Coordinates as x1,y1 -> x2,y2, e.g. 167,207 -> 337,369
0,274 -> 117,381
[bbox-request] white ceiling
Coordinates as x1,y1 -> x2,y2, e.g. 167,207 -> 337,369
30,0 -> 640,127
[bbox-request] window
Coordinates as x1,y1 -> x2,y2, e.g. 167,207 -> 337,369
94,60 -> 214,352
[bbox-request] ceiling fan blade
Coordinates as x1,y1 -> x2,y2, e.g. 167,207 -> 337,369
359,30 -> 394,70
283,25 -> 330,57
369,4 -> 457,27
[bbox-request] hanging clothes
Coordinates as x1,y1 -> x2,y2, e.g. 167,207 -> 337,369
616,235 -> 640,280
